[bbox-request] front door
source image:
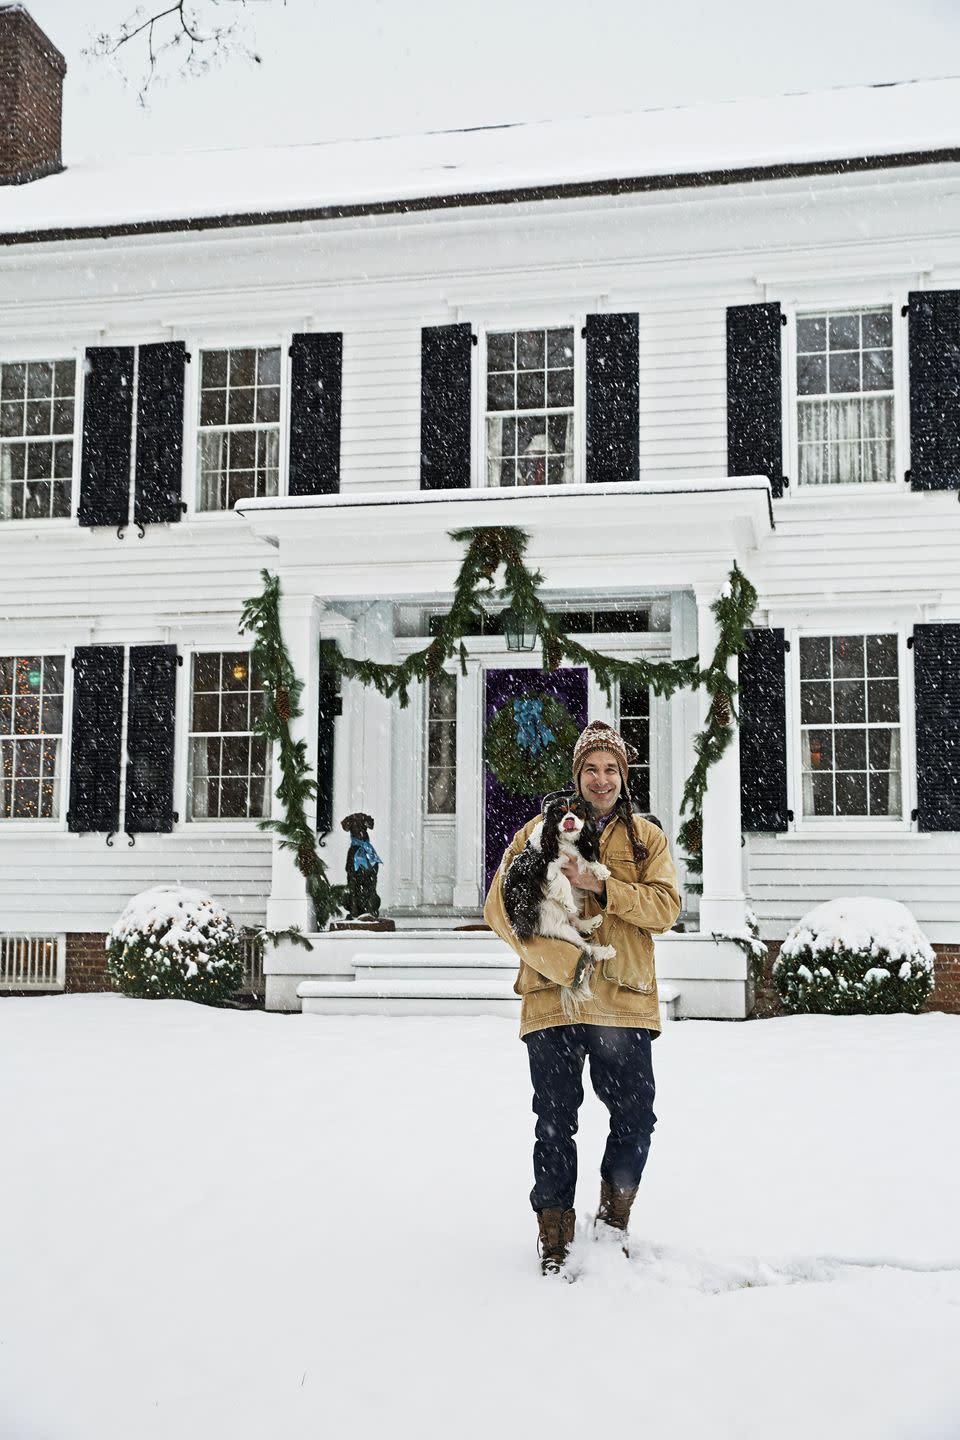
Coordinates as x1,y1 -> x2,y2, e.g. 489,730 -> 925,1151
483,667 -> 588,891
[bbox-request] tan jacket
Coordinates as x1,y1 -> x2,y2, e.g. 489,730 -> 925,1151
483,813 -> 681,1039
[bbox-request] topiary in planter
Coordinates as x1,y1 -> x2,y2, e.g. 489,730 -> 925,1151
773,897 -> 935,1016
107,885 -> 244,1004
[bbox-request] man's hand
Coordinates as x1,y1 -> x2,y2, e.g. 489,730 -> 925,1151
560,858 -> 605,895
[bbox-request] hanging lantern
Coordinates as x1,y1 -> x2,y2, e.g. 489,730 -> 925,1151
231,661 -> 248,682
500,605 -> 538,652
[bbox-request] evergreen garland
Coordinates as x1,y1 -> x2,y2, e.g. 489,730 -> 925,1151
239,574 -> 348,929
241,527 -> 757,926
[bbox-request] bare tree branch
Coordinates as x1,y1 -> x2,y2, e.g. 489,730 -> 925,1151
85,1 -> 267,101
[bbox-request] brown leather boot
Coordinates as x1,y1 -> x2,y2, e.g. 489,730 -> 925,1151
536,1207 -> 576,1276
596,1179 -> 639,1253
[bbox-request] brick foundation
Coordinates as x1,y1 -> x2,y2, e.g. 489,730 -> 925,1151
752,941 -> 960,1017
64,933 -> 110,993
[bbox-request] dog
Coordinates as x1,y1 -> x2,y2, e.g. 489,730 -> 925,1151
340,812 -> 382,919
502,791 -> 616,1019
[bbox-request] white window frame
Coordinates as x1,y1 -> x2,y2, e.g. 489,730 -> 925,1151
475,313 -> 585,489
183,331 -> 291,519
0,345 -> 83,528
181,644 -> 271,825
0,646 -> 72,828
782,291 -> 910,497
786,624 -> 915,834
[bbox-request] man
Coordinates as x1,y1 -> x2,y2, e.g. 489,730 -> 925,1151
484,720 -> 681,1276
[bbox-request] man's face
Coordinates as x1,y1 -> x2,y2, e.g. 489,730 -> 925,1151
578,751 -> 622,816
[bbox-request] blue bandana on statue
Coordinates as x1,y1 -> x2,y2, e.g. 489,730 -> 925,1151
513,697 -> 556,756
350,838 -> 383,872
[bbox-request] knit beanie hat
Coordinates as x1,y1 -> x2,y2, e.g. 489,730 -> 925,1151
572,720 -> 638,790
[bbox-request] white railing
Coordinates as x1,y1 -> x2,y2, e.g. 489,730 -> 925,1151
0,934 -> 65,991
239,935 -> 264,997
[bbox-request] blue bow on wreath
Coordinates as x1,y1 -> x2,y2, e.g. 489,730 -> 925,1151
513,697 -> 556,756
350,838 -> 383,871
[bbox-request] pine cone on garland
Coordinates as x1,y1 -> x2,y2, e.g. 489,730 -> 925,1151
684,818 -> 702,854
712,692 -> 731,727
297,842 -> 317,876
275,686 -> 291,723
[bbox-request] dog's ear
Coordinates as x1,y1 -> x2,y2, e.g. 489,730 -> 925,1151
363,814 -> 375,831
539,810 -> 560,864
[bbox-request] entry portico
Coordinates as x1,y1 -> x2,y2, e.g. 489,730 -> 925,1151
236,478 -> 773,1018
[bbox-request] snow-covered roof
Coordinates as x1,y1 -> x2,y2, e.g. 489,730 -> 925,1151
2,76 -> 960,242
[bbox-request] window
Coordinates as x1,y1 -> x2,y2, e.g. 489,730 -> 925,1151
799,634 -> 901,818
796,308 -> 894,486
485,327 -> 574,487
0,360 -> 75,521
426,673 -> 456,815
618,678 -> 651,812
197,347 -> 281,511
0,655 -> 64,819
187,652 -> 269,820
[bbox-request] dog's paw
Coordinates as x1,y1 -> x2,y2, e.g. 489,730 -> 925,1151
576,913 -> 604,934
590,863 -> 611,883
590,944 -> 616,962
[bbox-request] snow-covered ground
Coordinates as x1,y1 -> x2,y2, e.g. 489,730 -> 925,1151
2,997 -> 959,1440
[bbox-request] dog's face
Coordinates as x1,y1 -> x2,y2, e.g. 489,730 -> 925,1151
542,792 -> 591,842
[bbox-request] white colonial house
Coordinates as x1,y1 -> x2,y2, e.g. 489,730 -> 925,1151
1,6 -> 959,1017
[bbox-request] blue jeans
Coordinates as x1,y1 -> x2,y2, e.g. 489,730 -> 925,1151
524,1024 -> 657,1213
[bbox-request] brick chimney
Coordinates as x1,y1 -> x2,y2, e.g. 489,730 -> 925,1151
0,5 -> 66,185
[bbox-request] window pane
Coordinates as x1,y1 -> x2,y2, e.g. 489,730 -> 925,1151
202,350 -> 228,387
867,679 -> 899,722
796,317 -> 826,352
862,350 -> 893,391
803,730 -> 833,771
200,388 -> 226,426
546,370 -> 574,408
866,634 -> 897,676
486,373 -> 514,411
800,682 -> 832,725
835,772 -> 868,816
797,354 -> 827,396
517,371 -> 545,409
516,331 -> 545,370
229,350 -> 256,387
227,388 -> 254,426
829,314 -> 860,350
833,681 -> 864,725
832,635 -> 864,679
834,729 -> 867,771
829,352 -> 860,393
257,347 -> 281,386
810,772 -> 834,817
862,311 -> 892,348
547,328 -> 574,367
486,333 -> 514,372
799,635 -> 830,680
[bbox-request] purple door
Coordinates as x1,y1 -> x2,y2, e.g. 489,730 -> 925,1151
484,667 -> 588,891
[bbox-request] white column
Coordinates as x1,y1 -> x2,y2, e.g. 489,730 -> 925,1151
670,591 -> 700,911
266,592 -> 322,931
695,586 -> 748,934
453,658 -> 483,909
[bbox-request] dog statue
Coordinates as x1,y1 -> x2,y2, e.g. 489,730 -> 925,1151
502,791 -> 616,1019
340,812 -> 383,919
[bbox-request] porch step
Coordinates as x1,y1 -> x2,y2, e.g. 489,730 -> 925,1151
297,978 -> 681,1022
352,953 -> 516,985
299,977 -> 518,1018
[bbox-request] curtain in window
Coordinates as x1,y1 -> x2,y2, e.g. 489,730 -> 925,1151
198,432 -> 227,511
799,397 -> 893,486
486,418 -> 502,487
561,417 -> 574,485
189,737 -> 212,819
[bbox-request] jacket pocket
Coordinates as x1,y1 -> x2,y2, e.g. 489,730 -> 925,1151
601,921 -> 656,995
514,961 -> 556,996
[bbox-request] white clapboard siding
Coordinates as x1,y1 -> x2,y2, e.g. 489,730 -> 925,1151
636,294 -> 735,481
340,319 -> 422,490
0,834 -> 272,933
746,834 -> 960,934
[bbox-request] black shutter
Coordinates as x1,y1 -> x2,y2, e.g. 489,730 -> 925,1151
907,290 -> 960,491
914,624 -> 960,830
727,303 -> 785,498
317,639 -> 340,838
134,342 -> 187,525
288,332 -> 342,496
585,311 -> 640,484
420,323 -> 472,489
125,645 -> 178,835
79,347 -> 134,528
67,646 -> 124,833
739,627 -> 789,831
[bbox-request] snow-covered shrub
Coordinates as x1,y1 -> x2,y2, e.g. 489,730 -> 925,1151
107,885 -> 244,1004
773,897 -> 934,1016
